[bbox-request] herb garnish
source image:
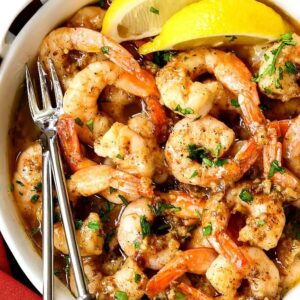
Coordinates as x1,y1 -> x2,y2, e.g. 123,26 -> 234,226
140,215 -> 151,238
203,223 -> 212,236
101,46 -> 109,55
30,194 -> 40,203
230,99 -> 240,107
75,219 -> 83,230
149,202 -> 181,216
150,6 -> 159,14
152,51 -> 176,67
88,220 -> 100,231
134,273 -> 141,283
118,195 -> 129,206
268,160 -> 285,178
239,189 -> 253,203
175,104 -> 194,115
75,117 -> 83,127
86,119 -> 94,132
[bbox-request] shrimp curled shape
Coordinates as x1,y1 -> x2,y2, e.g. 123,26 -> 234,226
165,115 -> 260,188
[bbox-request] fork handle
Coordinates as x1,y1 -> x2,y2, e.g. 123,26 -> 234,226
47,134 -> 95,300
42,148 -> 53,300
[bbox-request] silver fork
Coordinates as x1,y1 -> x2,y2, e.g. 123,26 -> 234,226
25,60 -> 95,300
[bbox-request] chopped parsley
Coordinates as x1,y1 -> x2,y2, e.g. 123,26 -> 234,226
101,46 -> 109,55
203,223 -> 212,236
193,115 -> 202,121
86,119 -> 94,132
30,194 -> 40,203
16,180 -> 24,187
140,215 -> 151,238
99,0 -> 105,8
152,51 -> 176,67
190,170 -> 198,179
88,220 -> 100,231
104,230 -> 115,252
225,35 -> 237,42
33,182 -> 42,192
104,201 -> 115,213
257,219 -> 265,227
175,104 -> 194,115
134,273 -> 141,282
253,33 -> 296,83
239,189 -> 253,203
195,210 -> 202,220
64,255 -> 70,274
149,6 -> 159,14
116,154 -> 123,160
230,99 -> 240,107
175,292 -> 187,300
285,61 -> 297,74
134,241 -> 141,249
75,117 -> 83,127
268,160 -> 285,178
75,219 -> 83,230
118,195 -> 129,206
264,53 -> 270,61
149,202 -> 181,216
264,87 -> 271,95
259,104 -> 267,111
109,186 -> 118,194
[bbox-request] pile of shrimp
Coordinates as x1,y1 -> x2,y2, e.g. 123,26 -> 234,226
11,5 -> 300,300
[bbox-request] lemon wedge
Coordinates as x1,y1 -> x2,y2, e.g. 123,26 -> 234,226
139,0 -> 289,54
102,0 -> 199,42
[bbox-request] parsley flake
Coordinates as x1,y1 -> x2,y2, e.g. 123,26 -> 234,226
257,219 -> 265,227
268,160 -> 285,178
88,220 -> 100,231
285,61 -> 297,74
239,189 -> 253,203
134,273 -> 141,283
86,119 -> 94,132
190,170 -> 198,179
75,219 -> 83,230
140,215 -> 151,238
101,46 -> 109,55
30,194 -> 40,203
203,223 -> 212,236
150,6 -> 159,14
75,117 -> 83,127
175,104 -> 194,115
230,99 -> 240,107
118,195 -> 129,206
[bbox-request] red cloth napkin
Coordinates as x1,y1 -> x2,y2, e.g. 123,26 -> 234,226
0,235 -> 42,300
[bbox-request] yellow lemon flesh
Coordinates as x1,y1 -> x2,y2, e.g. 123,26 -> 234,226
139,0 -> 289,54
102,0 -> 199,42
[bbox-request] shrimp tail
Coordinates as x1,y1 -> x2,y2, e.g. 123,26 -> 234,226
57,114 -> 96,172
178,283 -> 213,300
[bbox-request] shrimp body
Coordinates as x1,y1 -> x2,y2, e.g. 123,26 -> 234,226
283,115 -> 300,178
54,213 -> 103,256
94,122 -> 155,179
258,33 -> 300,102
226,182 -> 285,250
13,142 -> 42,229
118,193 -> 206,270
157,48 -> 266,138
67,6 -> 106,31
145,248 -> 217,297
68,165 -> 153,204
206,247 -> 280,298
165,116 -> 259,188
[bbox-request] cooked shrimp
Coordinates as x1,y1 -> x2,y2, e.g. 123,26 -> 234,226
258,33 -> 300,102
118,192 -> 205,270
206,247 -> 280,298
63,61 -> 167,144
98,258 -> 148,300
40,27 -> 168,142
13,142 -> 42,229
70,256 -> 103,296
68,165 -> 153,204
202,193 -> 248,270
145,248 -> 217,297
165,116 -> 260,188
128,113 -> 169,183
156,48 -> 266,138
54,212 -> 104,256
101,85 -> 136,123
225,181 -> 285,250
67,6 -> 106,31
283,115 -> 300,177
94,122 -> 155,178
263,126 -> 300,195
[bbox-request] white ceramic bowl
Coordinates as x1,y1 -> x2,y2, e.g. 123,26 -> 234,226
0,0 -> 299,299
